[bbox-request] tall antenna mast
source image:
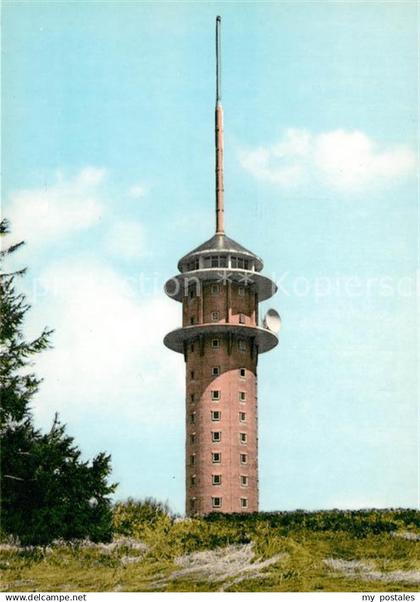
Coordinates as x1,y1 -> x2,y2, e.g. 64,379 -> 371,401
215,15 -> 224,235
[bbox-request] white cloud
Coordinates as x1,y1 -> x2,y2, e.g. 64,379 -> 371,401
314,130 -> 416,192
26,259 -> 183,428
239,146 -> 304,187
5,167 -> 106,248
239,128 -> 416,193
106,220 -> 145,259
128,184 -> 147,199
75,166 -> 106,186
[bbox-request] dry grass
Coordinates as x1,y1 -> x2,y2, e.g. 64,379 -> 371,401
1,510 -> 419,592
148,543 -> 287,591
392,531 -> 420,542
324,558 -> 420,585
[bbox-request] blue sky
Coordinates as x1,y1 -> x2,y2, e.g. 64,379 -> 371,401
2,1 -> 418,511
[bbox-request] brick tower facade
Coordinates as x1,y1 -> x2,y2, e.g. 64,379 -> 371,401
164,18 -> 279,516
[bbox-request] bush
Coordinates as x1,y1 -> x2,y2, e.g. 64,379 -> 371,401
113,498 -> 172,538
111,503 -> 420,559
203,509 -> 419,538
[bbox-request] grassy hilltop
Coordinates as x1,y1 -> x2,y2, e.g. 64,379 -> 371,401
1,504 -> 419,592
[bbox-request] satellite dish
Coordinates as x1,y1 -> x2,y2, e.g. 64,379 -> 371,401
263,308 -> 281,333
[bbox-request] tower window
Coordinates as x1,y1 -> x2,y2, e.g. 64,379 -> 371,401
190,454 -> 196,466
240,497 -> 248,509
211,284 -> 220,295
191,475 -> 196,486
212,474 -> 222,485
240,453 -> 248,464
211,256 -> 219,268
212,366 -> 220,376
190,370 -> 195,380
211,390 -> 221,401
190,343 -> 195,353
212,338 -> 220,349
211,311 -> 220,321
211,411 -> 221,421
212,431 -> 221,443
190,393 -> 195,403
238,339 -> 246,352
189,284 -> 197,299
239,412 -> 246,422
190,413 -> 196,424
239,313 -> 246,324
190,316 -> 196,325
238,286 -> 245,297
239,368 -> 246,378
212,497 -> 222,508
240,432 -> 248,444
240,475 -> 249,487
233,257 -> 250,271
212,452 -> 221,463
239,391 -> 246,402
220,256 -> 227,268
190,433 -> 196,444
186,259 -> 199,271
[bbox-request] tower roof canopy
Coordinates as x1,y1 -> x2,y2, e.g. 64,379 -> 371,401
177,233 -> 264,272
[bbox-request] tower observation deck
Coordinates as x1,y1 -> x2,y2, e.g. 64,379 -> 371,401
164,17 -> 279,516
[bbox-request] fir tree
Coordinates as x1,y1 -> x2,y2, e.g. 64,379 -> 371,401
1,219 -> 117,544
